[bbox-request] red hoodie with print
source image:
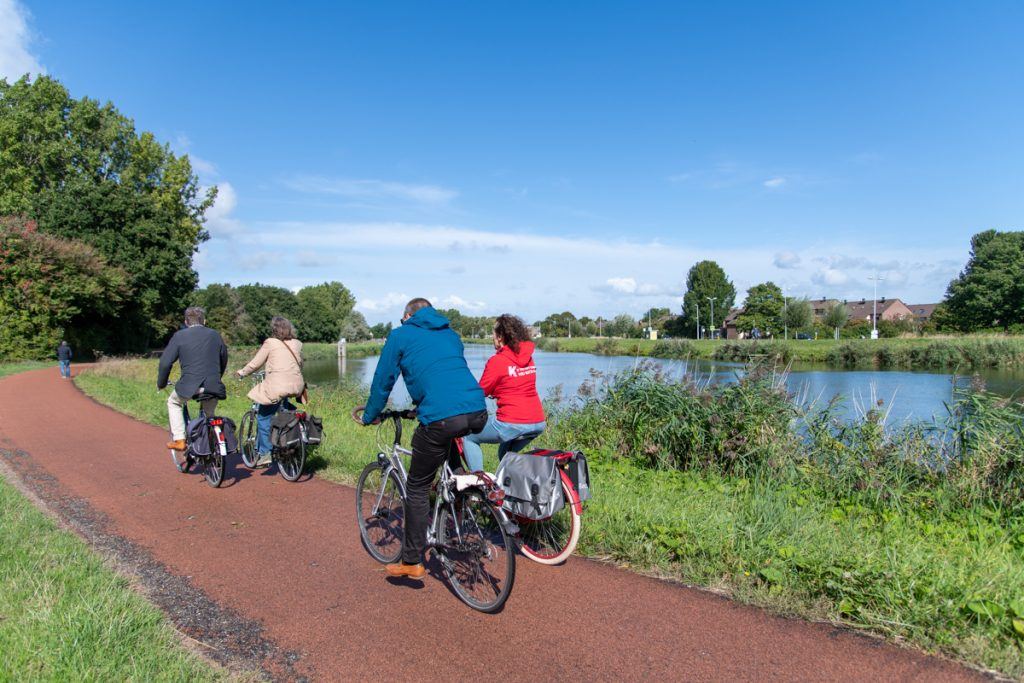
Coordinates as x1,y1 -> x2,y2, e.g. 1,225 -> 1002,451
478,341 -> 545,423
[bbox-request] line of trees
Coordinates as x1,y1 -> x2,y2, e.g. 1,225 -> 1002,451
190,282 -> 381,345
1,75 -> 212,359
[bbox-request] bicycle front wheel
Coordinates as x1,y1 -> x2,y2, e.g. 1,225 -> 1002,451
517,473 -> 581,565
355,463 -> 404,563
239,409 -> 259,469
438,491 -> 515,613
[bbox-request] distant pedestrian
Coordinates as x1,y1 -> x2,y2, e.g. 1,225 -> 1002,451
57,341 -> 73,379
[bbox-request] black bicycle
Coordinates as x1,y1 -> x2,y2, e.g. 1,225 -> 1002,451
169,394 -> 228,488
237,373 -> 307,482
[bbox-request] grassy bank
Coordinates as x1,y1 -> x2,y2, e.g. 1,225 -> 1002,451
0,360 -> 48,379
533,335 -> 1024,370
0,476 -> 225,680
75,359 -> 1024,677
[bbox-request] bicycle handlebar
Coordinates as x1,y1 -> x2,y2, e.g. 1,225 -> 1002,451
351,405 -> 417,425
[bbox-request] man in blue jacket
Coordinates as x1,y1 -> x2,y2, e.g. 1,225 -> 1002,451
360,298 -> 487,579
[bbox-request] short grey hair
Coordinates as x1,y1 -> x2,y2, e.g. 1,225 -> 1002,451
404,298 -> 432,318
184,307 -> 206,327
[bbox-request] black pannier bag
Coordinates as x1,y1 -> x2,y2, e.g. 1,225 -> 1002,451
495,451 -> 565,520
187,416 -> 238,457
186,416 -> 212,457
271,410 -> 303,449
303,414 -> 324,445
567,451 -> 592,501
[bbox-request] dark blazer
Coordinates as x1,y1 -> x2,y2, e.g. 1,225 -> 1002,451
57,344 -> 73,361
156,325 -> 229,399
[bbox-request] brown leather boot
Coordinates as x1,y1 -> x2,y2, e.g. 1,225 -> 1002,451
385,562 -> 426,579
167,439 -> 186,451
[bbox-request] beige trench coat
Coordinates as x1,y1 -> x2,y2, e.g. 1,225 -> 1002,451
238,338 -> 305,405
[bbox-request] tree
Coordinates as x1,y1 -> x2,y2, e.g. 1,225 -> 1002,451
0,218 -> 128,359
607,313 -> 639,338
370,322 -> 392,339
339,311 -> 372,341
191,284 -> 257,346
823,302 -> 849,340
943,229 -> 1024,331
735,282 -> 783,336
0,76 -> 215,351
538,311 -> 578,337
781,297 -> 813,333
295,282 -> 356,342
237,284 -> 300,342
681,261 -> 736,338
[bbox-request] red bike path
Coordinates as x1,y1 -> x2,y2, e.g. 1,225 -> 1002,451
0,369 -> 986,681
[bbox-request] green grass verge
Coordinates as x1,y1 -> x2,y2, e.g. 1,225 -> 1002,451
0,360 -> 49,379
74,359 -> 1024,677
0,476 -> 225,681
532,335 -> 1024,370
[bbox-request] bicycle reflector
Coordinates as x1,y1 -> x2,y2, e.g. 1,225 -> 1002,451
487,488 -> 505,506
208,418 -> 223,426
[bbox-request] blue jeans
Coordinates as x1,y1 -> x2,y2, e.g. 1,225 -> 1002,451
58,360 -> 70,378
461,416 -> 547,472
256,400 -> 294,456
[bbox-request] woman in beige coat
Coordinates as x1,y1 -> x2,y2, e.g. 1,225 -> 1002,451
236,316 -> 305,465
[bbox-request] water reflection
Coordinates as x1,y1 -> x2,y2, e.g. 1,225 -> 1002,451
304,345 -> 1024,424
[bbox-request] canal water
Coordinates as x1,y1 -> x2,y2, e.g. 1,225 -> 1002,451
305,345 -> 1024,425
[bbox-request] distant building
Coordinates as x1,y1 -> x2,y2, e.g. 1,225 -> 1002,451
721,297 -> 939,339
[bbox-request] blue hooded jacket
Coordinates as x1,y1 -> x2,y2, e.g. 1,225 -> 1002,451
362,307 -> 485,425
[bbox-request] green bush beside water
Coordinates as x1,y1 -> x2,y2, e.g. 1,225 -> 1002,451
75,358 -> 1024,677
533,335 -> 1024,370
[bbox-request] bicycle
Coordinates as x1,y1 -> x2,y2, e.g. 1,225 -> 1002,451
352,406 -> 517,613
168,389 -> 228,488
237,372 -> 308,482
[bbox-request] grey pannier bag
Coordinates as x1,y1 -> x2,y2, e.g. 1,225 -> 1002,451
495,451 -> 565,520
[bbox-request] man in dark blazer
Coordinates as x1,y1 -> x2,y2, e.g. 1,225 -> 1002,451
157,307 -> 229,450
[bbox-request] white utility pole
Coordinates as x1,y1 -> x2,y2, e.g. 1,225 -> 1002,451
707,297 -> 717,340
695,301 -> 700,339
783,287 -> 788,340
868,273 -> 885,340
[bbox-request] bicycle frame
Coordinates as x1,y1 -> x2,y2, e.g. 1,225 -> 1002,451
368,417 -> 518,551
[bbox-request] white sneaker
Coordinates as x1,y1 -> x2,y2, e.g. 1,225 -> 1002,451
256,453 -> 273,467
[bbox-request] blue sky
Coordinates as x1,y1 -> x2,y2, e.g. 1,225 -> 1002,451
3,1 -> 1022,324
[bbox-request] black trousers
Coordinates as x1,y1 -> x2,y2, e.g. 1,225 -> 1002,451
402,410 -> 488,564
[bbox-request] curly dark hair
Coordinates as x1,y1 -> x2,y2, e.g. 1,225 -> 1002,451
493,314 -> 531,353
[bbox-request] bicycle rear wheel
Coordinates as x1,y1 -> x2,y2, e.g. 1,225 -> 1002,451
438,491 -> 515,613
278,439 -> 305,482
239,409 -> 259,468
517,473 -> 581,565
355,463 -> 404,563
203,433 -> 225,488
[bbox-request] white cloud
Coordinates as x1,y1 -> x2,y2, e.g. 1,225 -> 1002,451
356,291 -> 412,313
434,295 -> 487,311
773,251 -> 801,269
594,276 -> 670,296
189,155 -> 218,177
295,250 -> 335,267
811,268 -> 850,287
284,176 -> 458,205
763,176 -> 787,189
0,0 -> 44,80
203,182 -> 242,237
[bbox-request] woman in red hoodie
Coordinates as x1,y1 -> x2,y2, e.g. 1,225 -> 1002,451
462,314 -> 546,472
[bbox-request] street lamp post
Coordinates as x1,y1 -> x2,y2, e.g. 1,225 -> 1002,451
695,301 -> 700,340
783,288 -> 788,341
707,297 -> 717,340
868,274 -> 886,339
